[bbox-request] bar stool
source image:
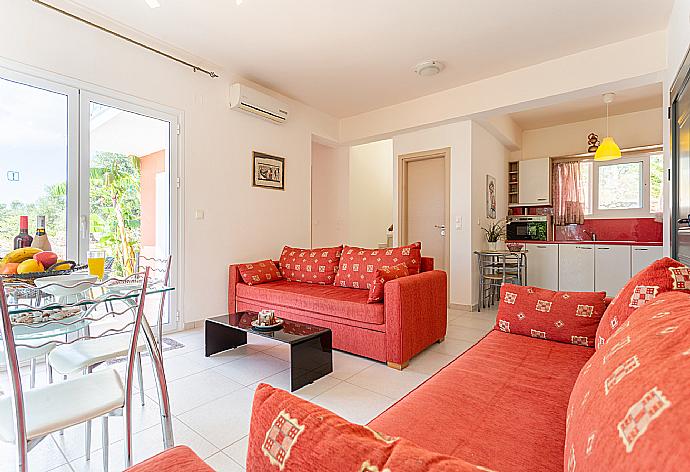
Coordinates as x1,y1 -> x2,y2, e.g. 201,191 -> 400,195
475,250 -> 527,311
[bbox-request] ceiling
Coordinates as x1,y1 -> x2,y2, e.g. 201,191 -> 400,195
60,0 -> 673,118
509,83 -> 663,130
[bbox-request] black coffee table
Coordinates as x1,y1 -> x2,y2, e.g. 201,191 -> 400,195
205,312 -> 333,392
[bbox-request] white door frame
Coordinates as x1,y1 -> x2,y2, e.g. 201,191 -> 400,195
79,91 -> 181,332
397,148 -> 451,271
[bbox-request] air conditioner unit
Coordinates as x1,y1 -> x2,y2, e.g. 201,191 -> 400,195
229,83 -> 289,124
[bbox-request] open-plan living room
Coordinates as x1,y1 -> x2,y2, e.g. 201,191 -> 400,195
0,0 -> 689,471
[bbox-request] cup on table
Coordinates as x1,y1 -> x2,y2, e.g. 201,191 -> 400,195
258,309 -> 276,326
87,250 -> 106,279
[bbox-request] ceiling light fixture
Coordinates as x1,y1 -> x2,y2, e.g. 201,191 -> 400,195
414,60 -> 444,77
594,92 -> 622,161
144,0 -> 160,8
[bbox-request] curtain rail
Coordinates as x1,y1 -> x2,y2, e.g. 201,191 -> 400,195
32,0 -> 219,78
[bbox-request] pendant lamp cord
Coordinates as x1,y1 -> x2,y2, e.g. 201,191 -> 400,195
606,102 -> 609,137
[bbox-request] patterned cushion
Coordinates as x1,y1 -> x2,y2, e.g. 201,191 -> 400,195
596,257 -> 689,349
367,263 -> 410,304
278,246 -> 342,285
495,284 -> 607,348
564,291 -> 690,471
124,446 -> 213,472
334,243 -> 421,290
237,260 -> 283,286
247,383 -> 486,472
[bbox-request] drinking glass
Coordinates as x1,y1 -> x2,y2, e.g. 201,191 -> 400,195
87,250 -> 106,279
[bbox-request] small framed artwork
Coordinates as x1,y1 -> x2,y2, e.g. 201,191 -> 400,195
253,152 -> 285,190
486,174 -> 496,219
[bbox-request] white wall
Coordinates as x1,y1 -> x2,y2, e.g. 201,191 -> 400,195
348,140 -> 394,247
0,0 -> 339,323
516,108 -> 663,161
663,0 -> 690,254
311,142 -> 349,247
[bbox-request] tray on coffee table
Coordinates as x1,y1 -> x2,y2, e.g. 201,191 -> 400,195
205,311 -> 332,391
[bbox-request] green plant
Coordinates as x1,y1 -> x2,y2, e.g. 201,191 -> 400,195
482,221 -> 505,243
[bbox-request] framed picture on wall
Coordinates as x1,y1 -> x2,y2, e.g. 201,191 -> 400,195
253,152 -> 285,190
486,174 -> 497,219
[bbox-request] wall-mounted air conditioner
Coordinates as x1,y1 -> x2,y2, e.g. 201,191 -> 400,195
229,83 -> 289,124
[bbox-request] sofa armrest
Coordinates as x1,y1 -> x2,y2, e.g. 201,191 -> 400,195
228,264 -> 244,314
384,270 -> 447,366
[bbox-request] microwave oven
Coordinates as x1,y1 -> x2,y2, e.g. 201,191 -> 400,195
506,215 -> 552,241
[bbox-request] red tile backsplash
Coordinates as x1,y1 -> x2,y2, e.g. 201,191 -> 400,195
554,218 -> 663,242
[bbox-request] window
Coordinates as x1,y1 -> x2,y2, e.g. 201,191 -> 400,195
577,151 -> 663,218
597,161 -> 643,210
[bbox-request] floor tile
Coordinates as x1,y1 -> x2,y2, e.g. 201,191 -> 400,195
0,436 -> 68,472
210,353 -> 289,386
330,351 -> 375,380
309,382 -> 394,424
177,388 -> 255,449
428,337 -> 477,356
206,451 -> 244,471
406,349 -> 456,375
249,371 -> 343,401
222,436 -> 248,469
445,324 -> 491,342
347,363 -> 429,400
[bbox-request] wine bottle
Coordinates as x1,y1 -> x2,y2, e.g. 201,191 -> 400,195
31,215 -> 52,251
13,216 -> 33,249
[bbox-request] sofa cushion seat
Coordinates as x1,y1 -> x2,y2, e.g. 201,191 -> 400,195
368,330 -> 594,471
236,280 -> 385,325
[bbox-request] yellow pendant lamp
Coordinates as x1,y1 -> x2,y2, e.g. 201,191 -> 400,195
594,92 -> 621,161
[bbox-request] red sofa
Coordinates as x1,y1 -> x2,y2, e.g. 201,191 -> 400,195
228,256 -> 447,368
245,271 -> 690,470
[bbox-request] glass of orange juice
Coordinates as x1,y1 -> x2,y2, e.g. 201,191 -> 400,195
87,250 -> 106,279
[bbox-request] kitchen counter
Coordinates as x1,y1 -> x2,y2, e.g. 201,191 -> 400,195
508,240 -> 663,246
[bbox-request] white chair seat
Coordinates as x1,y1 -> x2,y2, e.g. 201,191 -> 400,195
0,369 -> 124,442
48,333 -> 146,375
0,342 -> 56,368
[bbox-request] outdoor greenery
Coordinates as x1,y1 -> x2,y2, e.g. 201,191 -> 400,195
0,152 -> 141,276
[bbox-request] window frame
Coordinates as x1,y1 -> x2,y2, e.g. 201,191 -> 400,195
582,152 -> 659,219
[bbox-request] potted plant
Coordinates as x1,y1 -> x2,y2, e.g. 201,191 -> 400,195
482,221 -> 505,251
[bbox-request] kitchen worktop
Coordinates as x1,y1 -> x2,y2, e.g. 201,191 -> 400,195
508,240 -> 663,246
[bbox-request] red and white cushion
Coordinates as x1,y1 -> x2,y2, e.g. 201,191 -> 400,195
367,263 -> 410,303
495,284 -> 607,348
278,246 -> 342,285
596,257 -> 689,349
334,243 -> 421,290
565,291 -> 690,471
237,260 -> 282,286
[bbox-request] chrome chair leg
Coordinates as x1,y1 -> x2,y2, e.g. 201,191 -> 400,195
85,419 -> 92,461
136,351 -> 145,406
46,357 -> 53,384
102,416 -> 109,472
29,358 -> 36,389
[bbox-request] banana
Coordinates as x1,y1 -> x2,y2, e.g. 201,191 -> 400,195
1,247 -> 42,265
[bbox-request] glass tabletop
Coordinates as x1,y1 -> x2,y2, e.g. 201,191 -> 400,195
4,282 -> 174,340
208,312 -> 330,345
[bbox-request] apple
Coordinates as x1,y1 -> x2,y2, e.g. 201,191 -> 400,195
34,251 -> 59,268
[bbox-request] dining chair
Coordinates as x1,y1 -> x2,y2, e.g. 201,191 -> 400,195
135,255 -> 173,352
0,269 -> 151,472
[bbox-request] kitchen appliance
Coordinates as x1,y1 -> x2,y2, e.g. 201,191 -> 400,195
506,215 -> 552,241
671,48 -> 690,266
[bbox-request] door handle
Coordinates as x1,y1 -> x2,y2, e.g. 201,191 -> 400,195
434,225 -> 446,229
678,218 -> 689,225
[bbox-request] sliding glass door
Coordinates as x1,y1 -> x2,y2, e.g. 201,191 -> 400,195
0,67 -> 178,331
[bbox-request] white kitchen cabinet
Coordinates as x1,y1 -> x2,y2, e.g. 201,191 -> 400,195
559,244 -> 595,291
525,243 -> 559,290
595,245 -> 631,297
631,246 -> 663,275
518,158 -> 551,205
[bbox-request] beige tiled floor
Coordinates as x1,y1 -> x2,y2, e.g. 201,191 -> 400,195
0,307 -> 497,471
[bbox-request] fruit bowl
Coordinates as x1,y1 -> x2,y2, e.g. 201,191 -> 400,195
34,273 -> 99,297
506,242 -> 525,252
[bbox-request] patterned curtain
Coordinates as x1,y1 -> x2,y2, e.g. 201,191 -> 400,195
553,161 -> 585,226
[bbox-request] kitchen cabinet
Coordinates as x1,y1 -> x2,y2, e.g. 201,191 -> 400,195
518,158 -> 551,205
525,243 -> 559,290
631,246 -> 663,276
559,244 -> 595,291
594,245 -> 631,297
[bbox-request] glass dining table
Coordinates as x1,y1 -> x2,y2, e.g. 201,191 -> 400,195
1,276 -> 176,448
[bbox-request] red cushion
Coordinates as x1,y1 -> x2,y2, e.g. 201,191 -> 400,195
279,245 -> 342,285
565,291 -> 690,471
236,280 -> 384,325
237,260 -> 282,286
596,257 -> 689,349
247,384 -> 483,472
495,284 -> 606,348
124,446 -> 213,472
334,243 -> 421,290
369,330 -> 593,471
367,263 -> 409,303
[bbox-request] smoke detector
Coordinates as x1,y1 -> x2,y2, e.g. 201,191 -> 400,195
414,60 -> 444,77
